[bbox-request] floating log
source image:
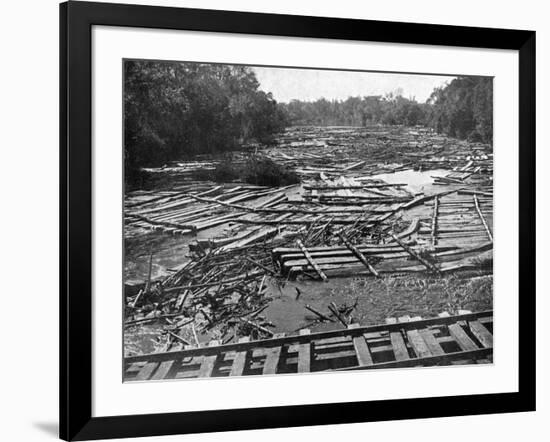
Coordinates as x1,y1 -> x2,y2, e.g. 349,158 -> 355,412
303,183 -> 407,190
473,194 -> 493,241
328,303 -> 348,327
458,190 -> 493,197
296,239 -> 328,282
390,233 -> 440,274
220,227 -> 278,252
305,305 -> 334,322
337,233 -> 379,277
431,196 -> 439,246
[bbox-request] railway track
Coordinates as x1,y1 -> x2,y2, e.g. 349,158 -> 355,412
124,310 -> 493,381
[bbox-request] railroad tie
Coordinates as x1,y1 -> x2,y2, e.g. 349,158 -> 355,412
198,340 -> 220,378
404,316 -> 435,359
348,323 -> 374,366
229,337 -> 250,377
298,329 -> 312,372
263,333 -> 285,375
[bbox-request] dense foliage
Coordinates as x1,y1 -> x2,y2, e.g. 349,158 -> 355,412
280,94 -> 429,127
125,63 -> 493,187
426,77 -> 493,143
242,156 -> 300,187
191,156 -> 300,187
280,77 -> 493,144
124,61 -> 287,182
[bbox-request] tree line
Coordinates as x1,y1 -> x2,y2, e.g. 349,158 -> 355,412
124,60 -> 287,183
280,93 -> 428,127
425,77 -> 493,144
125,64 -> 492,184
280,76 -> 493,144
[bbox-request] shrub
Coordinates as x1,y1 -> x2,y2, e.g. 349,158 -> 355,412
190,167 -> 215,181
211,162 -> 240,182
189,155 -> 299,187
243,156 -> 300,187
189,162 -> 240,182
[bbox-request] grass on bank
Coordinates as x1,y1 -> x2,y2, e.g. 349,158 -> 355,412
328,273 -> 493,326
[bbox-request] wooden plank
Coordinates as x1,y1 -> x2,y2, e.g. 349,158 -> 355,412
469,321 -> 493,348
198,340 -> 220,378
223,227 -> 278,252
298,329 -> 312,372
407,329 -> 433,358
418,328 -> 445,356
349,324 -> 374,366
296,239 -> 328,282
134,362 -> 159,381
263,333 -> 285,375
304,183 -> 407,190
150,356 -> 179,380
229,337 -> 250,377
399,315 -> 433,358
431,195 -> 439,246
390,330 -> 410,361
448,324 -> 478,351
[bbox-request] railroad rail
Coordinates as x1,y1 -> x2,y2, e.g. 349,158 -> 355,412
124,310 -> 493,381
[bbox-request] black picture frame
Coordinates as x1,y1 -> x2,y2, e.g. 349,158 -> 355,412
60,1 -> 536,440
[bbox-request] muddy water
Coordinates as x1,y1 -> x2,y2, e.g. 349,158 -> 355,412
125,189 -> 300,286
125,167 -> 470,341
124,170 -> 451,286
124,220 -> 249,286
262,277 -> 361,334
262,271 -> 493,335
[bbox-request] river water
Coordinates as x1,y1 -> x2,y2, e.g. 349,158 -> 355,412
371,168 -> 449,194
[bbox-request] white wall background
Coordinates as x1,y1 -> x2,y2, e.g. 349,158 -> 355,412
0,0 -> 547,441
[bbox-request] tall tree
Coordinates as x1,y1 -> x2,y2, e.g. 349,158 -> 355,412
124,61 -> 287,183
426,77 -> 493,143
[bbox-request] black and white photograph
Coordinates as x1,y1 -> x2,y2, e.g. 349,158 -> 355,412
123,60 -> 494,381
0,0 -> 542,440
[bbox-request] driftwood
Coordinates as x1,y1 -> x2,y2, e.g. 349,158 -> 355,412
328,303 -> 348,327
166,330 -> 191,346
239,318 -> 274,337
305,304 -> 334,322
245,256 -> 276,275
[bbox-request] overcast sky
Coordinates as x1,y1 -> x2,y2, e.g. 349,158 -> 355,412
252,66 -> 456,103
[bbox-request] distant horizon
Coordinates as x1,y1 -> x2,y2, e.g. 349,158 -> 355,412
252,66 -> 457,104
